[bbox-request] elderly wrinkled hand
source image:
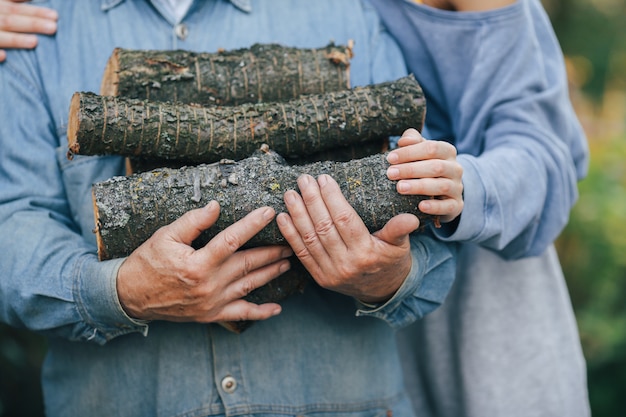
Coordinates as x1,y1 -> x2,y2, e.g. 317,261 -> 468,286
277,174 -> 419,304
117,202 -> 293,323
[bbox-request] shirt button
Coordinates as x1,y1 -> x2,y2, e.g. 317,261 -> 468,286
221,375 -> 237,393
174,23 -> 189,40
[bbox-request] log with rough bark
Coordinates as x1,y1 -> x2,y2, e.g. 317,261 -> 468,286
100,43 -> 353,106
68,75 -> 425,164
128,138 -> 388,173
92,147 -> 437,261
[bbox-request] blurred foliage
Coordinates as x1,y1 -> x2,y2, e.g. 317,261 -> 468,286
556,135 -> 626,417
547,1 -> 626,416
1,1 -> 625,416
545,0 -> 626,100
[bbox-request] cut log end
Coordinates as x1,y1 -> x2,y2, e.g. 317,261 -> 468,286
67,92 -> 82,155
100,47 -> 120,97
92,189 -> 108,261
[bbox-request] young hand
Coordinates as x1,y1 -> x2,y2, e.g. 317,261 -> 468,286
0,0 -> 58,62
386,128 -> 464,223
116,202 -> 293,323
277,174 -> 419,304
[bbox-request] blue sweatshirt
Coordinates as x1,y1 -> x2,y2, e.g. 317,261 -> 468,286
371,0 -> 589,258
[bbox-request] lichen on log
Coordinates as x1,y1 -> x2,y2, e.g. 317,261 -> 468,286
68,75 -> 425,164
127,138 -> 388,174
100,43 -> 353,106
93,147 -> 436,261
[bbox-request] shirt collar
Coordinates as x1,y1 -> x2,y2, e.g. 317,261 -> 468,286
100,0 -> 251,13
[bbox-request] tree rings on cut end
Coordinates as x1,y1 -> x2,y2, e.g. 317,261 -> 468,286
100,47 -> 120,97
67,92 -> 82,157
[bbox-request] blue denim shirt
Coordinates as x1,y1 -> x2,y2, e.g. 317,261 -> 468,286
371,0 -> 589,259
0,1 -> 455,416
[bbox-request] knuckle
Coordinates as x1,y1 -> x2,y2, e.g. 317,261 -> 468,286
241,253 -> 254,276
439,180 -> 452,195
301,190 -> 322,206
238,277 -> 257,297
424,141 -> 440,158
237,309 -> 253,322
333,210 -> 354,228
442,141 -> 457,156
221,231 -> 243,252
455,163 -> 464,178
407,164 -> 422,180
430,160 -> 446,177
294,246 -> 312,260
302,230 -> 320,247
184,262 -> 205,282
336,263 -> 355,282
314,218 -> 335,236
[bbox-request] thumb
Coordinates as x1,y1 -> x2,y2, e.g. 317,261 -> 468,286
164,200 -> 220,245
397,128 -> 425,147
374,213 -> 420,247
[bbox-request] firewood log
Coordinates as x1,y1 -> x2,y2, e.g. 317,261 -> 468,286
92,147 -> 437,261
100,43 -> 353,106
68,75 -> 425,164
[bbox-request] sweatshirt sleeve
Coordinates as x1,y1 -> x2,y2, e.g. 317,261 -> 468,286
371,0 -> 589,259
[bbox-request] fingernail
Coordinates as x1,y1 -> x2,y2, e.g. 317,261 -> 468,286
279,260 -> 291,273
205,200 -> 218,210
284,190 -> 297,206
387,152 -> 399,164
43,9 -> 59,20
262,207 -> 275,221
318,174 -> 328,186
272,306 -> 282,316
404,128 -> 420,138
298,174 -> 313,186
387,167 -> 400,179
397,182 -> 410,193
23,35 -> 38,48
43,21 -> 58,33
281,246 -> 293,258
276,213 -> 288,227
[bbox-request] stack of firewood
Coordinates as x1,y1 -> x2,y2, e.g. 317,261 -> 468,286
67,43 -> 431,331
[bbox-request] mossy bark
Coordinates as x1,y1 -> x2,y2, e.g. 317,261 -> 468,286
100,43 -> 353,106
69,75 -> 425,164
93,148 -> 436,261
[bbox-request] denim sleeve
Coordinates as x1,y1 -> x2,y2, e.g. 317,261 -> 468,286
0,56 -> 148,345
355,234 -> 456,328
360,0 -> 409,85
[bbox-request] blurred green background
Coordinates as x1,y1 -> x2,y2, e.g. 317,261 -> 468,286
1,0 -> 625,415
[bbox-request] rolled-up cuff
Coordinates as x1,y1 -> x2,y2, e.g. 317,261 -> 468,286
74,255 -> 149,344
355,234 -> 456,328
